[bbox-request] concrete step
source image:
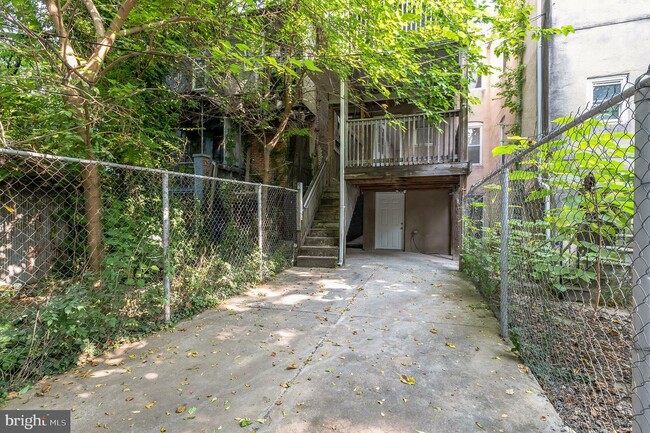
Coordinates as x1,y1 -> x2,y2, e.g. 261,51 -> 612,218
303,236 -> 338,247
317,204 -> 339,213
296,255 -> 338,268
309,228 -> 338,237
314,209 -> 338,217
319,201 -> 339,210
314,211 -> 338,219
312,221 -> 338,229
314,216 -> 338,224
321,192 -> 340,200
298,245 -> 338,257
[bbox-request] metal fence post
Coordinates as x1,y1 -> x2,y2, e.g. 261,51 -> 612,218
258,184 -> 263,280
296,182 -> 303,248
499,166 -> 509,338
162,173 -> 171,323
633,73 -> 650,433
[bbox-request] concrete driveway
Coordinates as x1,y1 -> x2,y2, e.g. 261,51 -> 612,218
5,250 -> 566,433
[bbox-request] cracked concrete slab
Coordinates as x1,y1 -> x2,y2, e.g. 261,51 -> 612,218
4,250 -> 566,433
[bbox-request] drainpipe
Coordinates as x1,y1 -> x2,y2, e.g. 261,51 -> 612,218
537,0 -> 551,241
536,0 -> 544,137
338,78 -> 347,266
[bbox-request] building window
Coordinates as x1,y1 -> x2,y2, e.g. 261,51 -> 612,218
469,71 -> 482,89
468,123 -> 482,165
587,74 -> 627,122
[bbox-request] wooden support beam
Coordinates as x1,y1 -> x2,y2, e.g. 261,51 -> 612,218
345,162 -> 469,181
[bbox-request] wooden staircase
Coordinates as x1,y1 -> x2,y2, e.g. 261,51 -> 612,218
296,184 -> 339,268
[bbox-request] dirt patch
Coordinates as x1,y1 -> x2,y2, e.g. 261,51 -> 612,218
509,294 -> 632,433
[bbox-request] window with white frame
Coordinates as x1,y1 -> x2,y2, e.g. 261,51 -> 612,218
587,74 -> 627,122
469,71 -> 483,89
468,123 -> 482,165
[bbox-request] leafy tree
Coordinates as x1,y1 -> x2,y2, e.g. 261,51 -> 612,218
0,0 -> 553,273
1,0 -> 228,274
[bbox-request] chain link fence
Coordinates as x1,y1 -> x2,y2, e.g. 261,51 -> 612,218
0,149 -> 297,397
462,72 -> 650,433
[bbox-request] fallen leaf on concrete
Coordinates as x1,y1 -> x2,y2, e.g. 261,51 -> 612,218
400,374 -> 416,385
287,363 -> 298,370
236,418 -> 252,427
445,342 -> 456,349
476,421 -> 485,430
430,329 -> 438,334
176,405 -> 186,414
145,401 -> 156,409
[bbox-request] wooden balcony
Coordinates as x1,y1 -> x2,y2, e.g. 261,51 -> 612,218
344,111 -> 468,187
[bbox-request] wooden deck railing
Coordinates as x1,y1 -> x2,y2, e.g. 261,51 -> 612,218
345,110 -> 461,168
298,156 -> 329,247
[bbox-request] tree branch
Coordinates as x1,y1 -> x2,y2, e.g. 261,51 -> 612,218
97,50 -> 180,80
44,0 -> 80,70
265,74 -> 298,151
119,15 -> 199,37
84,0 -> 137,77
0,120 -> 6,147
82,0 -> 106,41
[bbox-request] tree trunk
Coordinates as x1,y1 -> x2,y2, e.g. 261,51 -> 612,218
81,163 -> 104,275
262,146 -> 272,185
66,89 -> 104,277
245,147 -> 251,182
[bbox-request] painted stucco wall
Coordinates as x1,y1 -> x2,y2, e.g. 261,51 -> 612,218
547,0 -> 650,123
466,42 -> 516,190
362,189 -> 450,254
521,0 -> 650,136
404,189 -> 451,255
520,4 -> 542,138
363,191 -> 376,250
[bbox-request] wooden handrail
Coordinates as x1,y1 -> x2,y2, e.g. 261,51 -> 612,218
298,157 -> 330,247
303,157 -> 328,209
346,109 -> 461,124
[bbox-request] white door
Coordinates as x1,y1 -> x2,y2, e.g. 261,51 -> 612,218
375,192 -> 405,250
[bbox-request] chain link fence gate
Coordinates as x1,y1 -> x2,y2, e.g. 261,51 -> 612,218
462,71 -> 650,433
0,149 -> 298,397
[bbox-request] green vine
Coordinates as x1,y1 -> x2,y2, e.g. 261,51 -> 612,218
492,0 -> 574,135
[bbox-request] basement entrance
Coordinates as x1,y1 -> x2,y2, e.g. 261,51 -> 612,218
375,192 -> 405,250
